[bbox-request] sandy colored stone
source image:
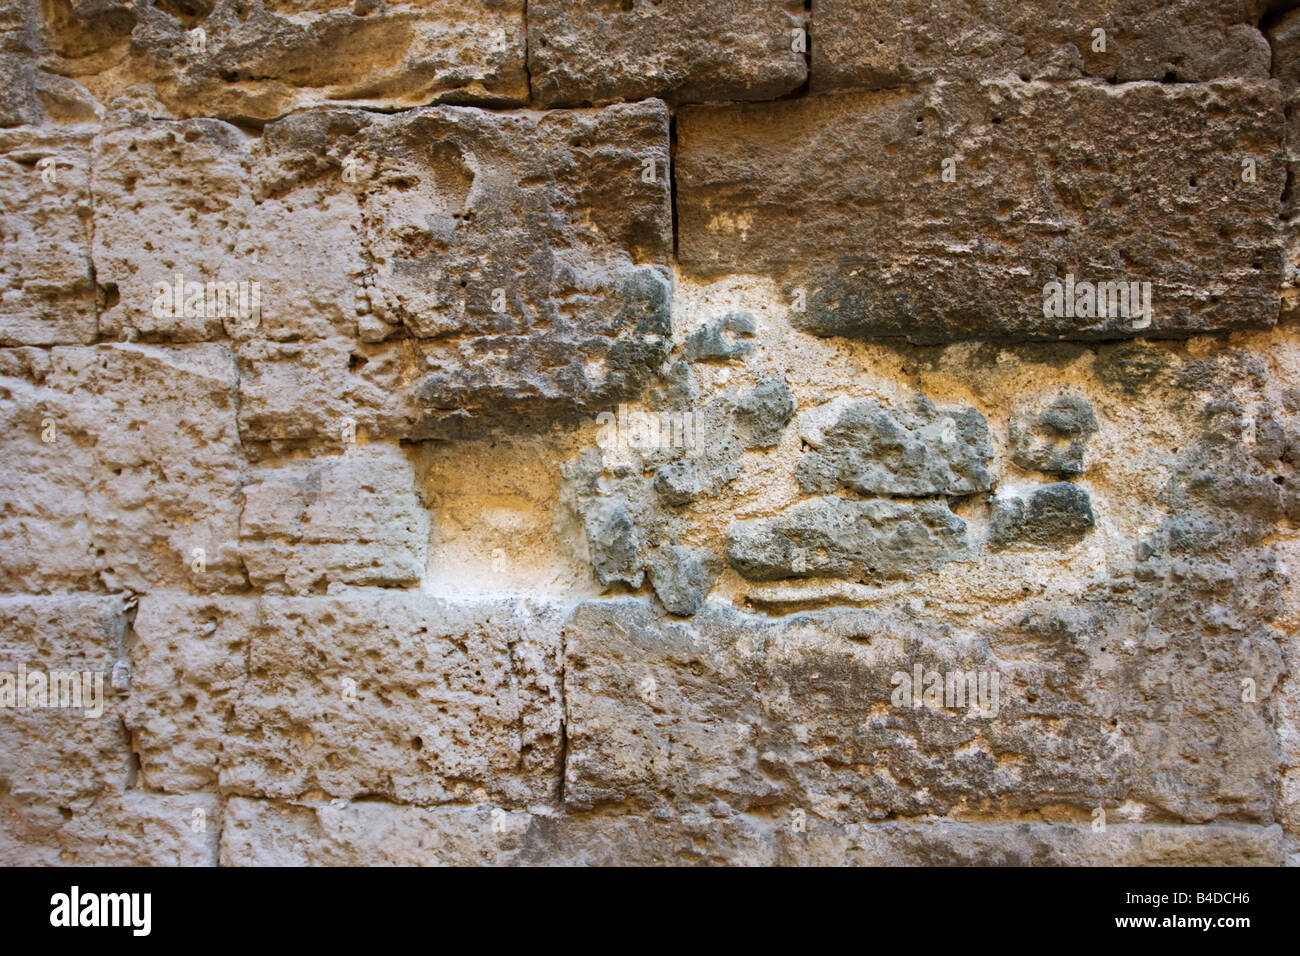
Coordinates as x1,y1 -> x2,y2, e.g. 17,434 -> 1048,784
218,797 -> 1285,865
812,0 -> 1271,93
240,444 -> 428,591
0,595 -> 128,807
528,0 -> 807,107
0,790 -> 219,866
0,344 -> 245,592
39,0 -> 528,122
0,125 -> 95,345
220,594 -> 563,807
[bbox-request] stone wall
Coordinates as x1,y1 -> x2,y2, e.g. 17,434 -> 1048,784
2,0 -> 1299,866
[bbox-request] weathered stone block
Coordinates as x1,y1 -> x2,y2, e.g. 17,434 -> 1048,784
648,545 -> 721,616
678,81 -> 1284,343
0,126 -> 96,345
0,344 -> 245,592
726,496 -> 969,581
562,597 -> 1283,823
41,0 -> 528,122
528,0 -> 806,107
812,0 -> 1271,92
796,396 -> 993,496
124,593 -> 259,793
0,595 -> 128,806
0,790 -> 220,866
735,375 -> 794,448
990,482 -> 1096,547
220,594 -> 564,807
217,797 -> 1285,866
240,444 -> 428,592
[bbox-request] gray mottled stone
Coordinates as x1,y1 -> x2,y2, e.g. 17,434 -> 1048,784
736,375 -> 794,449
990,482 -> 1095,547
683,312 -> 756,363
648,545 -> 721,616
1009,395 -> 1099,477
678,81 -> 1284,343
725,496 -> 969,581
796,397 -> 993,496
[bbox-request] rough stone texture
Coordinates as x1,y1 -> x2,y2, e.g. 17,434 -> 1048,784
647,544 -> 721,617
563,596 -> 1281,824
678,80 -> 1285,343
128,99 -> 674,442
3,4 -> 1300,868
0,344 -> 245,593
0,125 -> 96,345
38,0 -> 528,122
726,496 -> 969,581
1,790 -> 220,866
240,444 -> 428,592
220,594 -> 564,807
813,0 -> 1271,93
796,397 -> 993,496
219,797 -> 1284,866
990,482 -> 1096,547
528,0 -> 807,107
1009,395 -> 1099,477
0,595 -> 128,806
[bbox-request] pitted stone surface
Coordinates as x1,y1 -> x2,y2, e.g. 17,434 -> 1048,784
796,397 -> 993,497
677,81 -> 1285,343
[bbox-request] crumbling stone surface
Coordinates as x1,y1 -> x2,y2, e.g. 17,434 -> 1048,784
0,125 -> 96,346
91,99 -> 673,438
796,397 -> 993,496
39,0 -> 529,122
725,496 -> 969,581
812,1 -> 1271,93
527,0 -> 807,107
3,1 -> 1299,869
561,596 -> 1281,822
1009,395 -> 1099,477
990,482 -> 1096,547
219,797 -> 1284,866
647,544 -> 721,617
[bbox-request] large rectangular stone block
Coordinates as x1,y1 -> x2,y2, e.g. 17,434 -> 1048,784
219,594 -> 564,807
0,595 -> 128,806
217,797 -> 1285,866
40,0 -> 528,121
240,444 -> 428,592
528,0 -> 806,107
812,0 -> 1270,92
677,80 -> 1284,343
92,101 -> 673,438
0,126 -> 96,344
562,598 -> 1282,823
0,344 -> 245,592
